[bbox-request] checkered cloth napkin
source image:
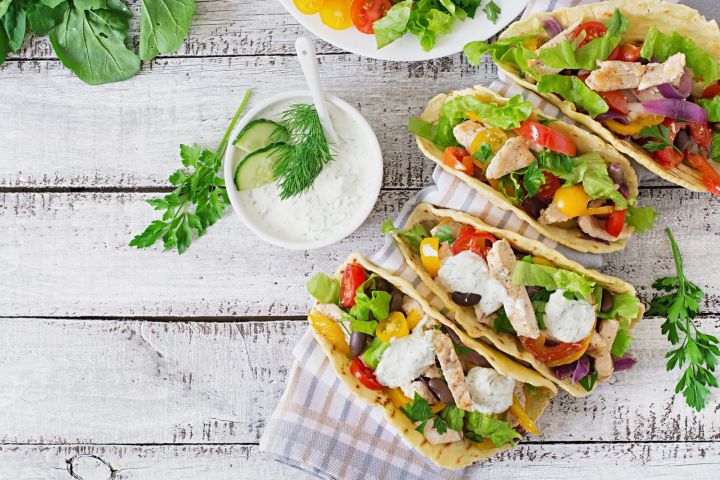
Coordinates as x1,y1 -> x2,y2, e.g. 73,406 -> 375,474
259,0 -> 712,477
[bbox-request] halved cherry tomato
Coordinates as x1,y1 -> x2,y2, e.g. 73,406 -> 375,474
702,82 -> 720,99
650,119 -> 685,170
319,0 -> 353,30
519,334 -> 587,365
605,209 -> 626,237
419,237 -> 441,277
569,21 -> 607,48
350,357 -> 383,390
686,153 -> 720,196
294,0 -> 324,14
350,0 -> 391,34
309,311 -> 350,354
376,311 -> 410,342
340,263 -> 365,307
470,127 -> 508,155
688,122 -> 712,149
452,227 -> 497,258
608,44 -> 641,62
535,172 -> 561,203
599,91 -> 629,115
442,146 -> 475,175
517,121 -> 577,156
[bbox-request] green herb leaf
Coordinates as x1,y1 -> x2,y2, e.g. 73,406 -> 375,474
604,8 -> 629,36
439,403 -> 465,432
433,225 -> 456,244
638,124 -> 681,153
530,289 -> 551,330
139,0 -> 196,61
482,0 -> 500,24
464,411 -> 521,447
578,371 -> 598,391
522,161 -> 545,198
472,143 -> 493,165
400,393 -> 435,433
493,308 -> 516,334
306,272 -> 340,304
536,149 -> 574,175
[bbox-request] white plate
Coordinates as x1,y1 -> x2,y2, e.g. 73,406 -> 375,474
224,91 -> 383,250
278,0 -> 529,61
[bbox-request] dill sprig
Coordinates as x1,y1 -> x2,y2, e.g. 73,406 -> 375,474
273,104 -> 334,199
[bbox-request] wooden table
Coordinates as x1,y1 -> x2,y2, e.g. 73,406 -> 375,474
1,1 -> 718,478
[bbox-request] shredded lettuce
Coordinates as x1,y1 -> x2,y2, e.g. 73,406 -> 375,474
373,0 -> 413,49
698,97 -> 720,122
512,260 -> 595,299
640,27 -> 719,86
625,206 -> 658,233
439,403 -> 465,432
381,220 -> 430,249
306,272 -> 340,304
350,284 -> 391,322
537,75 -> 609,118
464,412 -> 521,447
362,337 -> 390,369
598,292 -> 642,320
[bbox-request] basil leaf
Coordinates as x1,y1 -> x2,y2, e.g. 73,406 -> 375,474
2,1 -> 27,52
139,0 -> 196,61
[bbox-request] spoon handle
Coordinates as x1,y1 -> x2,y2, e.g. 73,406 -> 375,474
295,37 -> 339,144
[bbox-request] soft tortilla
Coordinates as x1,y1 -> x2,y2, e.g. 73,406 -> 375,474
498,0 -> 720,192
308,253 -> 556,470
393,203 -> 645,398
415,84 -> 639,253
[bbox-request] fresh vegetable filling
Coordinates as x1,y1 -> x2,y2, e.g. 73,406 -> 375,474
408,93 -> 657,242
464,8 -> 720,195
307,263 -> 538,447
384,217 -> 643,390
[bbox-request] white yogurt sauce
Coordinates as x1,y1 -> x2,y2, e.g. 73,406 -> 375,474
465,366 -> 515,414
236,102 -> 376,243
543,290 -> 596,343
375,330 -> 436,388
436,250 -> 508,315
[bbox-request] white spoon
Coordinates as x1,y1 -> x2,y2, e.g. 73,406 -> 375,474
295,36 -> 339,144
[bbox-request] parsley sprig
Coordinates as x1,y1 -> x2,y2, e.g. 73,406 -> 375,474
648,228 -> 719,411
483,0 -> 501,23
130,90 -> 251,254
638,125 -> 682,153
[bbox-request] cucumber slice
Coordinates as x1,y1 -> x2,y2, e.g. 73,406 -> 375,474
234,143 -> 290,191
233,119 -> 290,153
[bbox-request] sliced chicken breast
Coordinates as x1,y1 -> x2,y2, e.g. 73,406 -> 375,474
433,332 -> 474,411
638,53 -> 686,90
539,202 -> 572,225
588,319 -> 620,382
453,120 -> 485,151
400,380 -> 438,405
485,136 -> 536,180
423,417 -> 463,445
578,215 -> 634,242
585,61 -> 645,92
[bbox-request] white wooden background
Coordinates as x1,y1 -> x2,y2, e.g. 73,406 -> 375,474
1,1 -> 719,478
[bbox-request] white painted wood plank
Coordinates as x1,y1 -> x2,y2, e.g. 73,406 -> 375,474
1,189 -> 717,318
1,318 -> 717,445
0,443 -> 718,479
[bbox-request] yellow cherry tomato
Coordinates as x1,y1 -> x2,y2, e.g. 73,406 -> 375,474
406,309 -> 422,330
431,402 -> 446,414
469,127 -> 508,156
388,387 -> 413,409
604,115 -> 663,136
376,311 -> 410,342
509,395 -> 540,435
319,0 -> 352,30
531,256 -> 554,267
420,237 -> 441,277
294,0 -> 324,14
308,311 -> 349,354
553,185 -> 590,218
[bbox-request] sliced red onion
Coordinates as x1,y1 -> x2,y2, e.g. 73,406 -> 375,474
613,354 -> 637,372
571,356 -> 590,383
658,67 -> 692,99
542,17 -> 563,38
642,99 -> 708,123
607,163 -> 625,185
596,111 -> 629,124
552,362 -> 575,380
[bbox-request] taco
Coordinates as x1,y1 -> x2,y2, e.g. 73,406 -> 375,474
465,0 -> 720,194
409,85 -> 657,253
384,203 -> 644,397
306,253 -> 556,469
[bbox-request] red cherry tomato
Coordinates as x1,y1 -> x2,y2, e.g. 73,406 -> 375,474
605,209 -> 627,237
608,44 -> 642,62
599,90 -> 629,115
350,357 -> 383,390
519,335 -> 587,364
340,263 -> 366,308
688,122 -> 712,149
651,119 -> 685,170
517,121 -> 577,156
569,21 -> 607,48
452,227 -> 497,259
535,172 -> 562,203
686,153 -> 720,196
350,0 -> 391,34
702,82 -> 720,99
442,146 -> 475,175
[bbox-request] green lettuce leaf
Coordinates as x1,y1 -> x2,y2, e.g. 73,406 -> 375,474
698,97 -> 720,122
373,0 -> 412,49
439,403 -> 465,432
464,35 -> 537,78
537,75 -> 609,118
611,328 -> 633,357
512,261 -> 596,299
350,317 -> 378,335
362,337 -> 390,369
640,27 -> 719,85
625,206 -> 658,233
306,272 -> 340,304
351,286 -> 391,322
581,153 -> 627,208
711,132 -> 720,163
598,292 -> 642,320
604,8 -> 629,36
382,220 -> 430,249
464,412 -> 521,447
538,34 -> 621,71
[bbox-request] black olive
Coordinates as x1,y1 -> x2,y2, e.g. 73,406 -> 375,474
452,291 -> 481,306
601,289 -> 614,313
526,286 -> 541,297
349,331 -> 370,357
389,289 -> 404,312
520,195 -> 545,220
428,378 -> 455,404
459,349 -> 491,368
374,277 -> 393,293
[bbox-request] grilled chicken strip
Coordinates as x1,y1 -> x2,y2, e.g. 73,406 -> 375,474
401,380 -> 438,405
539,202 -> 572,225
433,332 -> 474,411
578,215 -> 634,242
423,417 -> 463,445
588,319 -> 620,382
453,120 -> 485,151
638,53 -> 686,90
485,136 -> 536,180
585,61 -> 646,92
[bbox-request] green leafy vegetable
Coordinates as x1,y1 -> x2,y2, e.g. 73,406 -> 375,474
604,8 -> 629,36
439,404 -> 465,432
350,286 -> 392,322
625,206 -> 658,234
530,289 -> 550,330
640,27 -> 718,86
382,220 -> 430,249
611,328 -> 633,357
464,35 -> 538,79
537,75 -> 609,118
578,371 -> 598,391
464,411 -> 521,446
597,292 -> 642,320
362,337 -> 390,369
638,124 -> 681,153
473,143 -> 493,165
647,228 -> 719,411
373,0 -> 412,48
400,393 -> 435,433
538,34 -> 621,71
433,225 -> 456,244
697,97 -> 720,122
536,149 -> 574,176
522,161 -> 545,197
498,171 -> 524,205
273,104 -> 334,199
512,261 -> 596,299
26,1 -> 68,36
493,308 -> 516,334
130,90 -> 251,254
306,272 -> 340,304
2,0 -> 27,51
711,132 -> 720,164
482,0 -> 500,23
580,153 -> 627,208
139,0 -> 196,61
350,317 -> 378,335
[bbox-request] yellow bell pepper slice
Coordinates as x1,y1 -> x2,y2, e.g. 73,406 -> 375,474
509,395 -> 540,435
470,127 -> 508,155
406,309 -> 422,330
431,402 -> 446,414
531,256 -> 555,267
604,115 -> 663,136
584,206 -> 615,216
420,237 -> 441,277
376,311 -> 410,342
308,311 -> 349,355
523,37 -> 539,51
387,388 -> 412,409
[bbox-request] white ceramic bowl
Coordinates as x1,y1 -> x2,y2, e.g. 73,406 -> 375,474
277,0 -> 529,61
224,90 -> 383,250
